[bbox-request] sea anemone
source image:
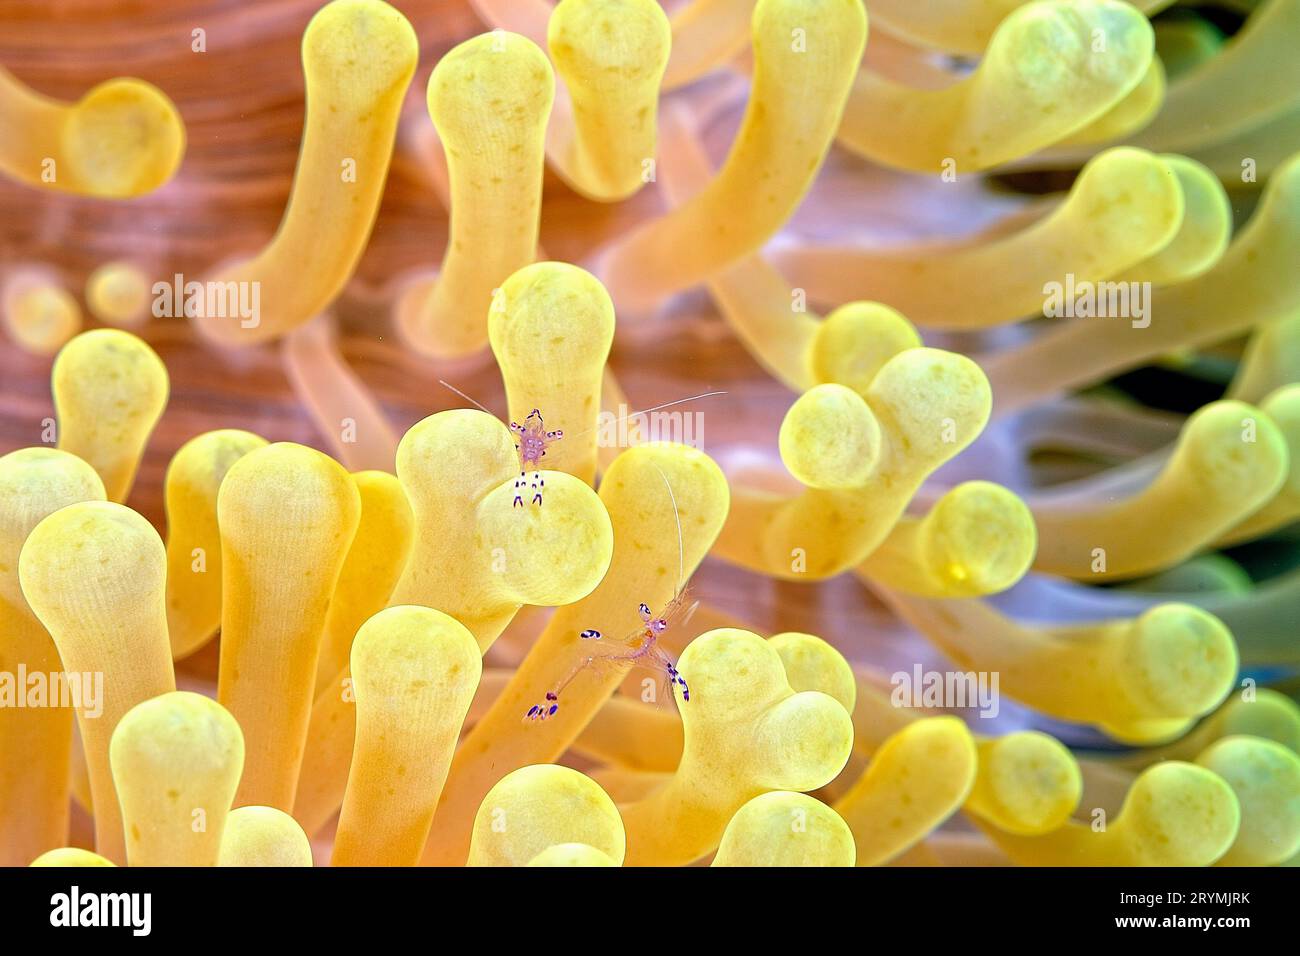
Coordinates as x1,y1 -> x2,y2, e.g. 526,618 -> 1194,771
1,0 -> 1298,872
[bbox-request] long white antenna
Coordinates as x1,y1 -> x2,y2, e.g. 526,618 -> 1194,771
439,379 -> 494,416
568,390 -> 727,441
651,463 -> 684,596
621,391 -> 727,422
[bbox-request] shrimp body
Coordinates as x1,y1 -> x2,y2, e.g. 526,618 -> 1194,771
509,408 -> 562,507
524,463 -> 696,723
525,593 -> 694,722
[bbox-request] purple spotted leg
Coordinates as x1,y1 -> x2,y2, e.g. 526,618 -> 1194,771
667,661 -> 689,702
525,691 -> 560,722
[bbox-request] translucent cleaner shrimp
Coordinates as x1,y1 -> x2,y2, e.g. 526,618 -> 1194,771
510,408 -> 562,507
440,380 -> 724,509
440,381 -> 561,506
526,466 -> 697,721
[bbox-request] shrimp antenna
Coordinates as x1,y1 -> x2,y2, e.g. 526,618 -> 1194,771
569,390 -> 728,441
439,379 -> 494,416
621,391 -> 727,424
651,463 -> 685,598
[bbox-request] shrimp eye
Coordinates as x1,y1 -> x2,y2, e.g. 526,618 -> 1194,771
580,629 -> 602,640
652,619 -> 668,633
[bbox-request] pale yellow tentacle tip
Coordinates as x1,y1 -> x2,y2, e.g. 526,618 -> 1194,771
51,328 -> 169,503
30,848 -> 116,868
1213,689 -> 1300,754
349,603 -> 483,699
164,429 -> 268,659
526,843 -> 619,867
1113,604 -> 1238,738
917,481 -> 1037,596
1062,57 -> 1165,146
489,261 -> 616,481
385,406 -> 613,655
397,407 -> 517,497
0,446 -> 106,539
16,497 -> 173,864
399,28 -> 552,358
681,628 -> 855,793
2,273 -> 82,356
842,0 -> 1152,170
217,441 -> 360,535
489,261 -> 616,364
713,792 -> 855,867
477,472 -> 615,606
548,0 -> 670,82
332,604 -> 481,866
1069,146 -> 1185,250
198,0 -> 417,347
86,261 -> 152,328
109,691 -> 244,867
1196,736 -> 1300,866
1182,400 -> 1289,499
990,0 -> 1154,111
987,759 -> 1240,865
599,0 -> 865,309
860,480 -> 1035,597
613,628 -> 851,865
779,383 -> 881,489
755,686 -> 855,786
216,441 -> 361,810
304,0 -> 420,97
872,347 -> 993,457
468,764 -> 626,867
835,716 -> 978,866
969,732 -> 1082,836
19,498 -> 165,604
808,302 -> 922,396
218,806 -> 313,867
767,631 -> 856,714
60,78 -> 185,198
1119,762 -> 1240,866
1122,154 -> 1230,285
1221,385 -> 1300,542
547,0 -> 671,202
427,29 -> 553,125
